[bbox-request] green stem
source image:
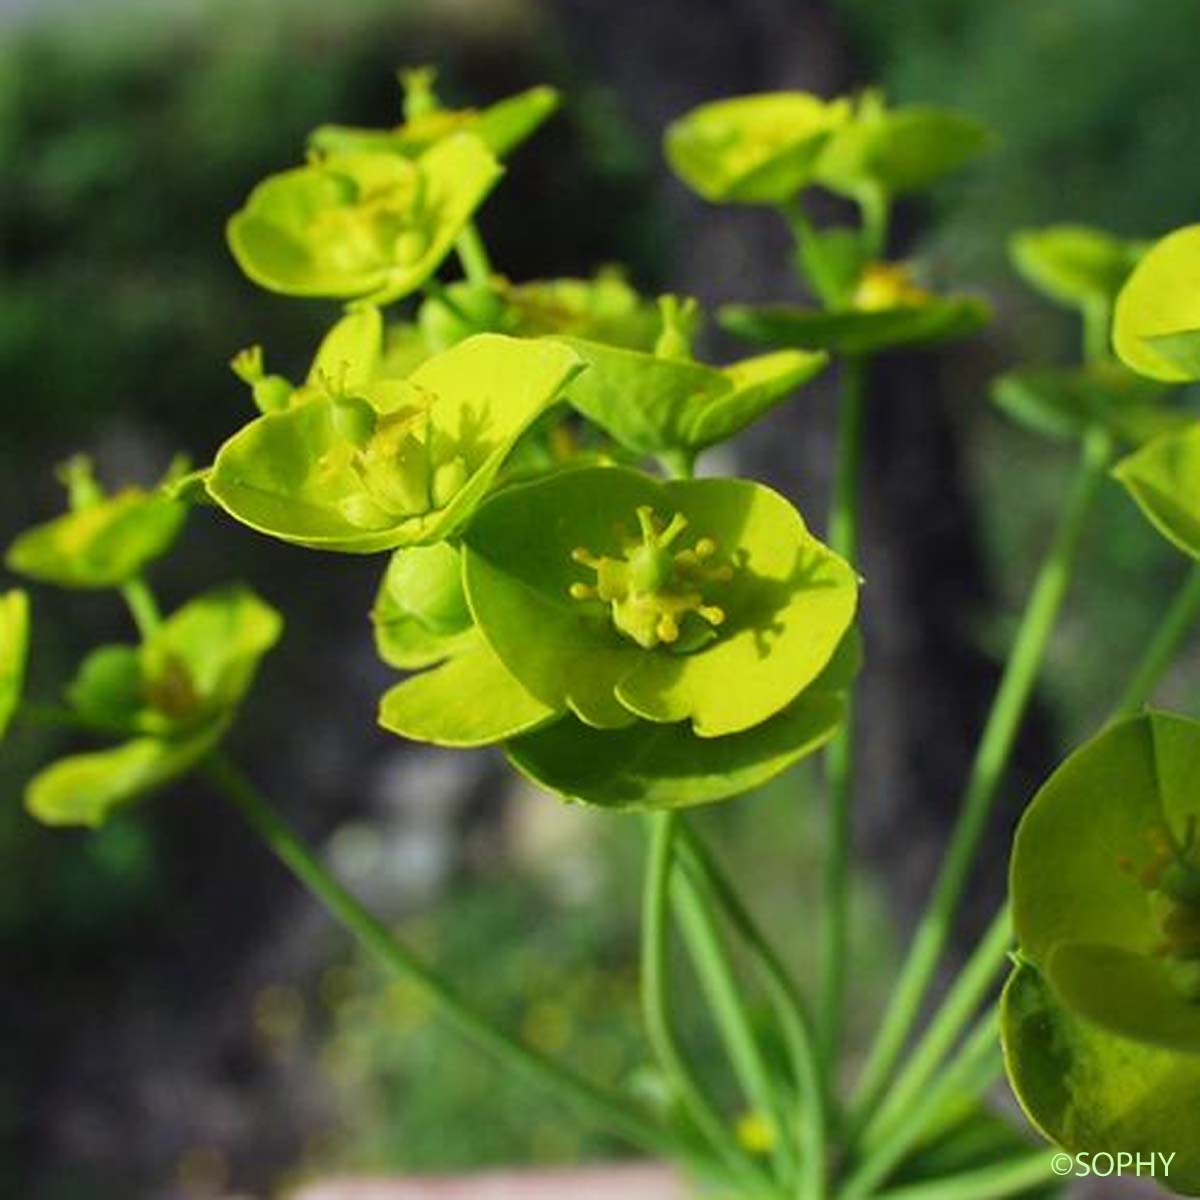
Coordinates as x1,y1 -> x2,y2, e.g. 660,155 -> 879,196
840,1010 -> 1002,1200
1112,563 -> 1200,718
672,869 -> 797,1185
857,185 -> 891,260
455,222 -> 493,289
867,540 -> 1200,1149
851,425 -> 1112,1123
1082,298 -> 1113,367
422,278 -> 477,327
820,355 -> 867,1072
122,577 -> 162,639
861,907 -> 1011,1150
204,752 -> 680,1160
642,813 -> 770,1192
676,822 -> 827,1200
870,1152 -> 1057,1200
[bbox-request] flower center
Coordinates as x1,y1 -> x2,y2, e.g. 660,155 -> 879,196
852,262 -> 931,312
310,162 -> 430,275
1121,818 -> 1200,1000
568,505 -> 733,651
317,391 -> 469,529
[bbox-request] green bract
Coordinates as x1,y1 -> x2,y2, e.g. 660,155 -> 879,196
461,465 -> 858,737
379,630 -> 557,749
26,586 -> 281,828
1003,962 -> 1200,1197
505,632 -> 858,810
815,90 -> 991,199
1113,424 -> 1200,560
227,134 -> 502,303
418,271 -> 661,354
560,338 -> 826,457
6,456 -> 187,589
1114,225 -> 1200,383
0,589 -> 30,741
309,68 -> 558,161
1011,712 -> 1200,1053
1010,225 -> 1145,312
991,363 -> 1183,445
207,334 -> 584,553
372,542 -> 476,669
664,92 -> 851,205
233,304 -> 388,415
720,289 -> 988,355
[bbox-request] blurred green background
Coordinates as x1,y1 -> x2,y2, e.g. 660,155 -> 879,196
3,1 -> 1200,1197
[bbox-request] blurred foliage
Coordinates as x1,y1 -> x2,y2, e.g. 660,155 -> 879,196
840,0 -> 1200,741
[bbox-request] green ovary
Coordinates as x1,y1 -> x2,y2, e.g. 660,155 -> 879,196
569,505 -> 733,651
318,401 -> 468,529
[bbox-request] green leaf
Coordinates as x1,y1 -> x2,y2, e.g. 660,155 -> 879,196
0,589 -> 29,740
208,335 -> 584,553
463,466 -> 858,737
816,93 -> 991,197
1002,961 -> 1200,1196
664,92 -> 851,205
26,734 -> 219,829
379,632 -> 558,747
226,134 -> 502,303
309,83 -> 558,160
1010,225 -> 1145,312
1011,712 -> 1200,1052
1114,424 -> 1200,560
1115,225 -> 1200,382
6,463 -> 187,590
505,633 -> 857,809
719,297 -> 988,355
371,543 -> 477,668
991,363 -> 1183,445
558,336 -> 826,455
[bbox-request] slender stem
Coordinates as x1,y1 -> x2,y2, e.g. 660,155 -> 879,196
676,823 -> 827,1199
641,813 -> 770,1192
121,577 -> 162,639
866,537 -> 1200,1151
851,425 -> 1112,1123
870,1152 -> 1057,1200
421,278 -> 477,327
840,1009 -> 1002,1200
857,185 -> 891,260
204,753 -> 681,1160
455,222 -> 493,289
672,869 -> 797,1184
1082,298 -> 1113,367
820,356 -> 867,1072
861,907 -> 1011,1150
1113,563 -> 1200,718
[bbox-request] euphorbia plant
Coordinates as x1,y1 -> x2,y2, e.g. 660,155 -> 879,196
9,67 -> 1200,1199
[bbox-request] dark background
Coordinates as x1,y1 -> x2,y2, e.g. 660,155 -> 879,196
3,1 -> 1199,1197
